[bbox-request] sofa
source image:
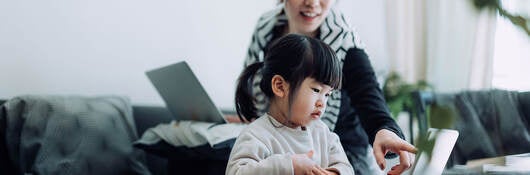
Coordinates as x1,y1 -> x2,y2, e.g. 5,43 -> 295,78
0,96 -> 176,175
0,95 -> 233,175
409,89 -> 530,168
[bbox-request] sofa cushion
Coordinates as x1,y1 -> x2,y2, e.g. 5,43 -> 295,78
0,95 -> 150,175
134,139 -> 233,161
134,139 -> 231,175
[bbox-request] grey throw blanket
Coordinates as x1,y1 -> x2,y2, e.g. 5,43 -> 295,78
0,95 -> 150,175
435,89 -> 530,166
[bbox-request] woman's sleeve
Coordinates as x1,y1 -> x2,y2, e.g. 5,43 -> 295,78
326,131 -> 355,175
342,47 -> 405,144
244,14 -> 268,68
225,131 -> 293,175
244,32 -> 261,67
241,13 -> 273,117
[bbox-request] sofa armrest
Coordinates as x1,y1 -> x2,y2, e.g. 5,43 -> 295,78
132,105 -> 173,136
0,99 -> 17,174
519,91 -> 530,127
132,105 -> 174,175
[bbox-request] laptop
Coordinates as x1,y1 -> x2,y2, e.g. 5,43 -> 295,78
146,61 -> 227,124
407,128 -> 459,175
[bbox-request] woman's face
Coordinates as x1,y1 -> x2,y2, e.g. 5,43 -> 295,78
283,0 -> 335,37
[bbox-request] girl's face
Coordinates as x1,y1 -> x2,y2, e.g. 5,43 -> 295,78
283,0 -> 335,37
289,77 -> 333,127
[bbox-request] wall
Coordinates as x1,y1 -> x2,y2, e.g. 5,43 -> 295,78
338,0 -> 389,78
0,0 -> 388,110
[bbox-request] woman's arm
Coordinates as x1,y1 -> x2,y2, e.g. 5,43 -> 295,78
341,47 -> 405,144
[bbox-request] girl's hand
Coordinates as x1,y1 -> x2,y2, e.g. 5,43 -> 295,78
312,166 -> 339,175
292,150 -> 318,175
224,114 -> 255,123
224,114 -> 242,123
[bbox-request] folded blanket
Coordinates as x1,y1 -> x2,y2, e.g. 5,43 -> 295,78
135,120 -> 246,149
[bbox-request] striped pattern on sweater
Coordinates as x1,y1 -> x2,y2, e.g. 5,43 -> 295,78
244,4 -> 364,131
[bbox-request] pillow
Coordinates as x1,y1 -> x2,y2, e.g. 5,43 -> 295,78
0,95 -> 151,175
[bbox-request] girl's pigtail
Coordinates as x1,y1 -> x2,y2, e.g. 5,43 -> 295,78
235,62 -> 264,123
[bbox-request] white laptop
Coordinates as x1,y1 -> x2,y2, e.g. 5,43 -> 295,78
146,61 -> 227,124
407,128 -> 459,175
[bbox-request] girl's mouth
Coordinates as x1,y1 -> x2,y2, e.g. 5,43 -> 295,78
311,111 -> 322,118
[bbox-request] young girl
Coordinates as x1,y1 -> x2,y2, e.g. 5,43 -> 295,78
226,34 -> 354,175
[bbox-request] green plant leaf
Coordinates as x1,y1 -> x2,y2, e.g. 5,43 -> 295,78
429,104 -> 456,129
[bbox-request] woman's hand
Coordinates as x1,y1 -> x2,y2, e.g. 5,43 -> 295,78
373,129 -> 417,175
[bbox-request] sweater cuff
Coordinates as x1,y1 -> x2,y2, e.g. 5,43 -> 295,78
278,154 -> 294,175
328,165 -> 354,175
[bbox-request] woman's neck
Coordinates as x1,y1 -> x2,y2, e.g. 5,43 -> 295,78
282,25 -> 318,38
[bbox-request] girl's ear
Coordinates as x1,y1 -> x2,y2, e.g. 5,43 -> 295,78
271,75 -> 289,98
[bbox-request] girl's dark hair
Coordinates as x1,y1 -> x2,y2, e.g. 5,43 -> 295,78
235,34 -> 342,122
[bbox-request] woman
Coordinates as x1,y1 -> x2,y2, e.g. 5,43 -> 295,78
240,0 -> 416,174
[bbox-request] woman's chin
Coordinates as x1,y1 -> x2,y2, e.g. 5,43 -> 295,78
292,25 -> 320,36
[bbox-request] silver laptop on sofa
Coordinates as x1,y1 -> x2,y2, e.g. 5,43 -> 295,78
146,61 -> 227,124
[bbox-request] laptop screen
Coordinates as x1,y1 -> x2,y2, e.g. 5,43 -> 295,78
146,61 -> 227,124
410,128 -> 459,175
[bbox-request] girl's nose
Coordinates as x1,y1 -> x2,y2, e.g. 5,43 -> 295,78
315,99 -> 324,108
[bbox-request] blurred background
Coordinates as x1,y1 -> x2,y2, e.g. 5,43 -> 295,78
0,0 -> 528,109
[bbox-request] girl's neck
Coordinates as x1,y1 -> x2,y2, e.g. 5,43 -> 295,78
268,103 -> 299,129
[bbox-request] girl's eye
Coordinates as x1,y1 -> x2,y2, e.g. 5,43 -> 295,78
312,88 -> 320,93
325,90 -> 335,97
